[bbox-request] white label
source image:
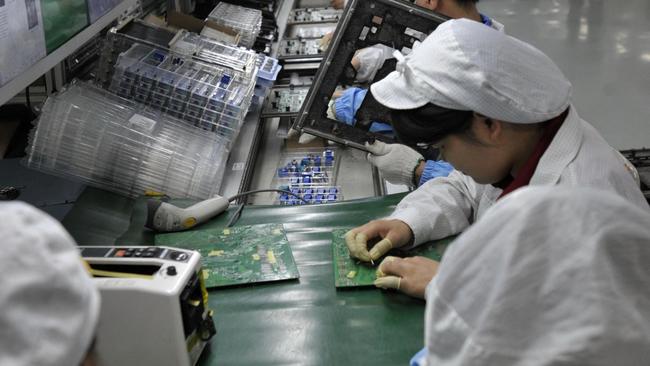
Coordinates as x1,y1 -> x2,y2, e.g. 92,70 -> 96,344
128,114 -> 157,132
232,162 -> 245,171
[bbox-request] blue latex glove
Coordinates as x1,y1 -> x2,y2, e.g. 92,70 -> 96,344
410,347 -> 427,366
334,88 -> 393,135
419,160 -> 454,186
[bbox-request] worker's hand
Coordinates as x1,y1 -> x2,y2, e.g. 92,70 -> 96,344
330,0 -> 346,9
319,32 -> 334,52
366,141 -> 424,186
374,256 -> 439,299
287,100 -> 338,144
345,219 -> 413,262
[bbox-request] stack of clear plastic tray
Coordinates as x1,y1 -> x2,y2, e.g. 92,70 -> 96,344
253,54 -> 282,101
207,2 -> 262,49
169,29 -> 257,78
25,80 -> 230,199
108,43 -> 256,147
273,148 -> 343,205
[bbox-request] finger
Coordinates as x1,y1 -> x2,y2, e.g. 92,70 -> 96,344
375,256 -> 399,277
369,237 -> 393,261
287,128 -> 299,139
366,151 -> 378,165
374,276 -> 401,290
376,255 -> 408,278
344,230 -> 371,262
364,141 -> 389,156
298,133 -> 317,144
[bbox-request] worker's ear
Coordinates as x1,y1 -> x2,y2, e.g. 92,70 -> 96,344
416,0 -> 439,11
472,112 -> 503,145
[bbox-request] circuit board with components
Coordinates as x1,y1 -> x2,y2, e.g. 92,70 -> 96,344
262,86 -> 310,117
331,228 -> 456,288
278,38 -> 322,57
155,224 -> 299,288
288,7 -> 342,24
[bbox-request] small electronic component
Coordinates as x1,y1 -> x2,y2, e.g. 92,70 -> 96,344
155,224 -> 300,288
331,228 -> 456,288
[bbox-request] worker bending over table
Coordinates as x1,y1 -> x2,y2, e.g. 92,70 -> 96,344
346,19 -> 648,296
410,186 -> 650,365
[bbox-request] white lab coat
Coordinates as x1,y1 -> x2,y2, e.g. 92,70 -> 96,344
355,19 -> 504,82
421,186 -> 650,365
390,106 -> 650,246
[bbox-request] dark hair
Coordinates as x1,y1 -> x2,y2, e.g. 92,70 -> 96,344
389,103 -> 474,146
456,0 -> 479,4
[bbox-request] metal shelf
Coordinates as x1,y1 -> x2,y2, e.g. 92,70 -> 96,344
0,0 -> 138,106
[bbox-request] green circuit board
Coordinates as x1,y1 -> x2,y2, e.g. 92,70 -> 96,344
156,224 -> 299,288
331,228 -> 456,288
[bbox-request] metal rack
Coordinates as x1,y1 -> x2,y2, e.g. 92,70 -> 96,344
0,0 -> 139,106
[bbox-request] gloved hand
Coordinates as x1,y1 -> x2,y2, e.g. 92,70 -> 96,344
366,141 -> 424,186
287,99 -> 338,144
374,256 -> 440,299
344,219 -> 413,262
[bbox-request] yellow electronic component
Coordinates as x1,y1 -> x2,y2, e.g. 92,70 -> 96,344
346,271 -> 357,279
208,250 -> 224,257
183,217 -> 197,228
267,250 -> 276,264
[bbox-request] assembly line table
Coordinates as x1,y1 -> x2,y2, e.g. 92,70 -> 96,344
63,187 -> 428,365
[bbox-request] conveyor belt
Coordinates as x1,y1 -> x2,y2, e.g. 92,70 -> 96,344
63,187 -> 442,365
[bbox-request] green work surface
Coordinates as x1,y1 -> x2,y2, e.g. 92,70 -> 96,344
41,0 -> 89,53
332,228 -> 454,287
155,224 -> 300,288
63,187 -> 454,365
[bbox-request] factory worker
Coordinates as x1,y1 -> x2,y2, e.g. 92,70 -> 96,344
0,202 -> 100,366
305,0 -> 503,188
352,0 -> 502,83
403,186 -> 650,366
345,19 -> 648,267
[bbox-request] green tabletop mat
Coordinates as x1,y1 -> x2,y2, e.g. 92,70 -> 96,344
155,224 -> 299,288
63,187 -> 453,365
332,228 -> 455,287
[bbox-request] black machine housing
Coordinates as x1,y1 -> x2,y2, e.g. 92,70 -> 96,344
292,0 -> 448,150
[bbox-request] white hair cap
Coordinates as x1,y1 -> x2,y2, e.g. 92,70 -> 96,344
426,186 -> 650,365
371,18 -> 572,123
0,202 -> 100,366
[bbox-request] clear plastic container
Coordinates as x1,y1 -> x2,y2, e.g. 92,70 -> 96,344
109,43 -> 256,147
24,80 -> 230,199
207,3 -> 262,49
272,148 -> 343,205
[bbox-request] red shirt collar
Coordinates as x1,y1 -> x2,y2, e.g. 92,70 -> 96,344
496,109 -> 569,199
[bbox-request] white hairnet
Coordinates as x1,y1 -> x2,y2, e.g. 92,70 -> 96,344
0,202 -> 100,366
371,19 -> 572,123
424,186 -> 650,365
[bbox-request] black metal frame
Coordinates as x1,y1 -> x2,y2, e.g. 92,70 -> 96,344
292,0 -> 448,150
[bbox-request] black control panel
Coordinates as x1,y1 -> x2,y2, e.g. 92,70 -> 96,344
80,247 -> 191,262
111,247 -> 163,258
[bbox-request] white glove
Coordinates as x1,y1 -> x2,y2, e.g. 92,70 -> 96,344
287,100 -> 338,144
366,141 -> 423,186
